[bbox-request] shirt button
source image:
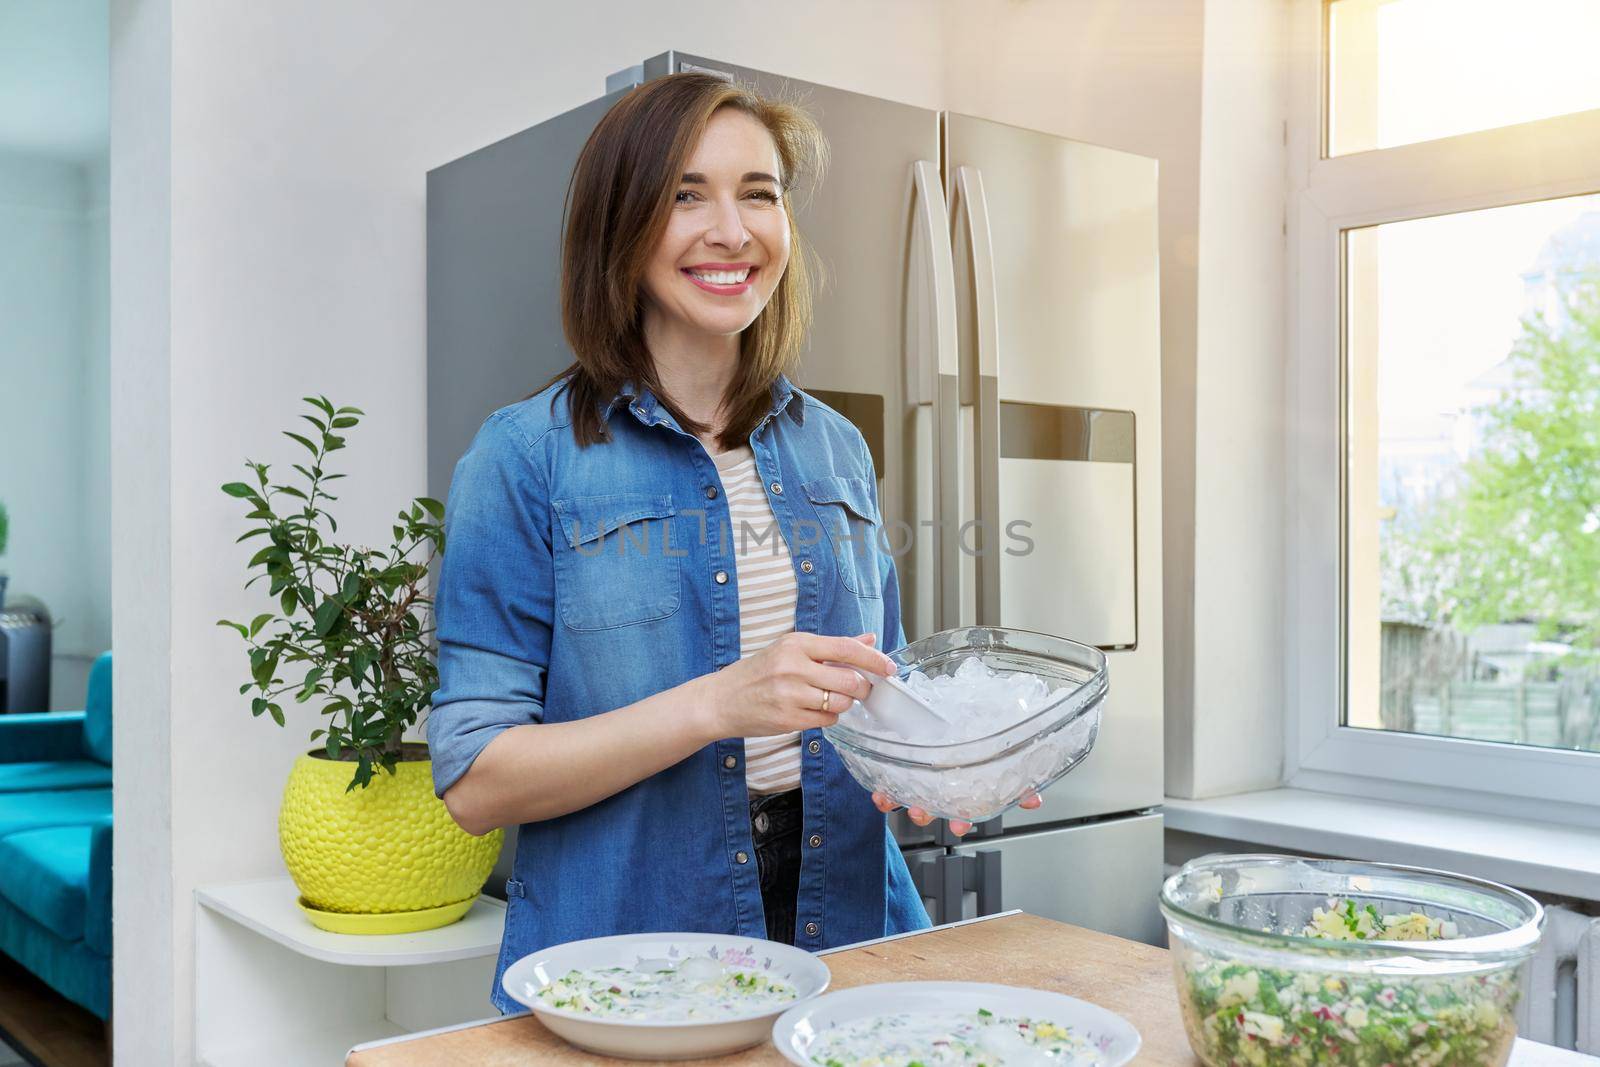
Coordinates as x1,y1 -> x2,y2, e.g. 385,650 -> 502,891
705,485 -> 718,500
808,740 -> 821,755
723,754 -> 737,769
804,921 -> 819,937
809,834 -> 822,848
735,851 -> 749,865
770,481 -> 783,495
800,559 -> 814,573
714,570 -> 729,584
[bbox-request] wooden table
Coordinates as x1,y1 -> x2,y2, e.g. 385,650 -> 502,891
345,911 -> 1596,1066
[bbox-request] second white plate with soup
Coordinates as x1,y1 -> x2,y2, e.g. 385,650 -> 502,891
501,932 -> 830,1060
771,981 -> 1141,1067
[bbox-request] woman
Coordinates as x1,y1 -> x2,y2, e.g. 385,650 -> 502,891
428,73 -> 1031,1015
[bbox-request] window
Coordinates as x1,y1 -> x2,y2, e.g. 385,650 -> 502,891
1345,196 -> 1600,754
1327,0 -> 1600,156
1287,0 -> 1600,812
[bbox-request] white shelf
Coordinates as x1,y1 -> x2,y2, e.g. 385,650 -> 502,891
195,876 -> 505,966
194,876 -> 505,1065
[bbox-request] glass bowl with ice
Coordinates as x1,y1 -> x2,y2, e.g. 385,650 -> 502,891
823,626 -> 1108,823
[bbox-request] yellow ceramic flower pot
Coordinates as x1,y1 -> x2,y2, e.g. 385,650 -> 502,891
278,747 -> 503,933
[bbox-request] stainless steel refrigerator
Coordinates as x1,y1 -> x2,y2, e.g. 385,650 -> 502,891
428,50 -> 1165,945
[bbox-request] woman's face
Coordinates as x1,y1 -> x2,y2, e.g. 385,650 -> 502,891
639,108 -> 791,343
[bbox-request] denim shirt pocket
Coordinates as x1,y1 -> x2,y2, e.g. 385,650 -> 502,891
550,493 -> 683,630
800,476 -> 882,599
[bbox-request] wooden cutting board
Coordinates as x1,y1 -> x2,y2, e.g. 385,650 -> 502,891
343,912 -> 1592,1066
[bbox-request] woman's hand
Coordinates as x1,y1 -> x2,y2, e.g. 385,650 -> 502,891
704,632 -> 894,740
870,790 -> 1044,838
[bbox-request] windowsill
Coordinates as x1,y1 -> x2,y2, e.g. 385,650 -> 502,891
1163,788 -> 1600,902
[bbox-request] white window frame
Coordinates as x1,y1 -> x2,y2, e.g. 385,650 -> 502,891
1285,0 -> 1600,819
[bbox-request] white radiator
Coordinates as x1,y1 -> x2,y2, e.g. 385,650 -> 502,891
1519,904 -> 1600,1053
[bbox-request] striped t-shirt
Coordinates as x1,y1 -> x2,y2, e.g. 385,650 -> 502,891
711,444 -> 802,795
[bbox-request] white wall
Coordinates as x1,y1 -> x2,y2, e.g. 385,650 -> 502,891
0,148 -> 111,710
1179,0 -> 1291,797
939,0 -> 1207,795
110,0 -> 174,1059
83,154 -> 111,696
115,3 -> 945,1060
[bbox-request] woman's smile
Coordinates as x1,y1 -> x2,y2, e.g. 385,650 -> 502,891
682,263 -> 759,295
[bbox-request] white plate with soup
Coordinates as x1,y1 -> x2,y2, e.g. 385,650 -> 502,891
772,981 -> 1140,1067
502,931 -> 830,1060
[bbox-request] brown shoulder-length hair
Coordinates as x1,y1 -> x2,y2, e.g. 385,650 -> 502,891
545,72 -> 828,450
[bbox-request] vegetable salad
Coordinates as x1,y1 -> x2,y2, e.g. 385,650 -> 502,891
1175,898 -> 1519,1066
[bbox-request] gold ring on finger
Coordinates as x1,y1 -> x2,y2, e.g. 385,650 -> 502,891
820,688 -> 832,713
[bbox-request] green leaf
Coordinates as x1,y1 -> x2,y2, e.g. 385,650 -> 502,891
313,597 -> 343,636
268,703 -> 285,727
304,395 -> 336,417
235,527 -> 271,543
417,497 -> 445,520
217,619 -> 249,639
331,416 -> 359,429
340,571 -> 362,603
334,405 -> 364,416
248,613 -> 275,638
280,588 -> 298,616
309,729 -> 325,740
221,482 -> 257,499
283,431 -> 319,455
300,414 -> 328,434
247,545 -> 290,568
251,697 -> 268,717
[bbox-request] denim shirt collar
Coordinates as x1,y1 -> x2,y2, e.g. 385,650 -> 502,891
600,373 -> 806,431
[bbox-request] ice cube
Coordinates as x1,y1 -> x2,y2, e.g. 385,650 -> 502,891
675,957 -> 725,982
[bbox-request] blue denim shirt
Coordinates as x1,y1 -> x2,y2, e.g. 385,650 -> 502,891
428,373 -> 931,1014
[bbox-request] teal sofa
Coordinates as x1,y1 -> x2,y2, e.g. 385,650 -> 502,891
0,652 -> 112,1019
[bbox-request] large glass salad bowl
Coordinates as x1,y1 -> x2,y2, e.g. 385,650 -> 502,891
1160,854 -> 1544,1067
822,625 -> 1108,824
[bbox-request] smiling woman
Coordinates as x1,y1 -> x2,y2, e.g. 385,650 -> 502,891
427,72 -> 938,1018
556,73 -> 827,452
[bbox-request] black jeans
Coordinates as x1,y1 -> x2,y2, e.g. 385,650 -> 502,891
749,789 -> 803,945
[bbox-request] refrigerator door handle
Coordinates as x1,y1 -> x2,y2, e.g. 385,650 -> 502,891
909,160 -> 962,631
953,165 -> 1003,627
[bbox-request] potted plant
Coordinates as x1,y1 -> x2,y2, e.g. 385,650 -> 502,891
219,396 -> 501,934
0,499 -> 8,609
